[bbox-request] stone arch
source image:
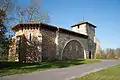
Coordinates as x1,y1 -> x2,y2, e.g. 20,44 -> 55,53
61,39 -> 85,60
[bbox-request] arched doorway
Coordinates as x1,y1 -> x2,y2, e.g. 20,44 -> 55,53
62,40 -> 84,60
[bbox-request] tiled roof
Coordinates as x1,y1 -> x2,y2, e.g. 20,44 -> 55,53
71,20 -> 96,28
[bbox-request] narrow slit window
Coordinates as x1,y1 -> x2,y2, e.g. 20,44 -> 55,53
28,33 -> 32,41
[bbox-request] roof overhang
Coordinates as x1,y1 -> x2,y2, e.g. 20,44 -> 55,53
11,22 -> 58,31
71,21 -> 97,28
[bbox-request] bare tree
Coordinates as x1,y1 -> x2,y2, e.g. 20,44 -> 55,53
14,0 -> 50,23
95,48 -> 120,59
0,0 -> 14,59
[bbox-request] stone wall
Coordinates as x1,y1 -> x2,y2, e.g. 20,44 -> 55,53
86,24 -> 96,58
87,38 -> 96,58
15,34 -> 42,62
10,24 -> 42,62
86,24 -> 95,42
62,40 -> 84,60
57,29 -> 88,60
10,22 -> 96,62
41,27 -> 56,61
8,38 -> 17,61
78,24 -> 87,35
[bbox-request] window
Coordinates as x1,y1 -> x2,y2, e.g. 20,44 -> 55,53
28,33 -> 32,41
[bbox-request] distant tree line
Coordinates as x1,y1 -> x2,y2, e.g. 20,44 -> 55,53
95,48 -> 120,59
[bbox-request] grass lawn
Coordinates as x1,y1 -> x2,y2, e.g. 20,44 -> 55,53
73,64 -> 120,80
0,59 -> 100,76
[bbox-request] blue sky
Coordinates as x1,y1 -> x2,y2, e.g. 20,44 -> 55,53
14,0 -> 120,49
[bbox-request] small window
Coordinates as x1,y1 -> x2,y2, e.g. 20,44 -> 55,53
28,33 -> 32,41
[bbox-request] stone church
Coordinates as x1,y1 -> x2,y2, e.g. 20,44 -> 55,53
9,20 -> 97,62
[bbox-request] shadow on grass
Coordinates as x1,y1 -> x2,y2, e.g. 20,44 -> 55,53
0,59 -> 85,76
0,59 -> 84,69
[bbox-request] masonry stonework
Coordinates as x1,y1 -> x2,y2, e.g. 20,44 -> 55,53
57,29 -> 88,60
9,21 -> 97,62
41,27 -> 57,61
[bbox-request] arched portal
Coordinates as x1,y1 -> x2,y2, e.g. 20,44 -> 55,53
62,40 -> 84,60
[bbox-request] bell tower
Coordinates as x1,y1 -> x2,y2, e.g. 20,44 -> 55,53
71,20 -> 96,42
71,20 -> 97,59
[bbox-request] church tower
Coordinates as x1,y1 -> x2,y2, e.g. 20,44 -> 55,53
71,20 -> 97,59
71,20 -> 96,42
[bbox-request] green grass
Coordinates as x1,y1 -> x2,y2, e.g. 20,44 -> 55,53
0,59 -> 100,76
73,64 -> 120,80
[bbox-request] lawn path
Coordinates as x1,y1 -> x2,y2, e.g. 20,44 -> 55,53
0,60 -> 120,80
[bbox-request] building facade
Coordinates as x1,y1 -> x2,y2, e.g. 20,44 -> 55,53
9,20 -> 97,62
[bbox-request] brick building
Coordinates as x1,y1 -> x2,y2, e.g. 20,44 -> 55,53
9,20 -> 97,62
